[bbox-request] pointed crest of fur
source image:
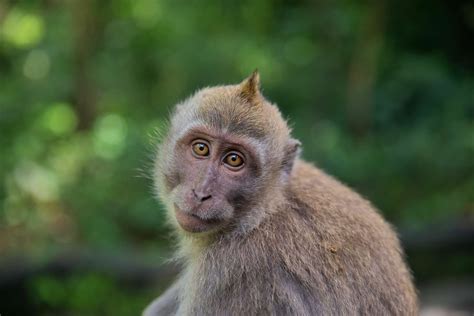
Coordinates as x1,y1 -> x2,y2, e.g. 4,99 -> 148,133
239,70 -> 261,103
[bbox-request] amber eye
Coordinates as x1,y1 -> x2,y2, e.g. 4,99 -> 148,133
224,152 -> 244,168
192,142 -> 209,157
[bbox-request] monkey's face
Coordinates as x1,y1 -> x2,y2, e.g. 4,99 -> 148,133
164,126 -> 263,234
155,72 -> 299,235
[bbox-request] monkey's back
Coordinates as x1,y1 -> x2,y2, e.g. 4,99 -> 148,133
263,159 -> 418,315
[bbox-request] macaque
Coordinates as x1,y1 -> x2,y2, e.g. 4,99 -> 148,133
144,71 -> 418,315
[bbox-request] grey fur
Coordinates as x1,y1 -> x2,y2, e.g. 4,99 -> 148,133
145,73 -> 418,316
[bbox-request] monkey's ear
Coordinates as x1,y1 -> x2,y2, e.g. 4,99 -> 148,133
282,138 -> 301,175
239,70 -> 261,103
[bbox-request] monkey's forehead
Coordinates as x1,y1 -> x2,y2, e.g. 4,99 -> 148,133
172,86 -> 290,141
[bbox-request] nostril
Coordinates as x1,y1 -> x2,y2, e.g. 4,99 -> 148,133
192,189 -> 212,202
201,194 -> 211,202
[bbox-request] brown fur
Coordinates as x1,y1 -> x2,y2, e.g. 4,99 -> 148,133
144,72 -> 418,315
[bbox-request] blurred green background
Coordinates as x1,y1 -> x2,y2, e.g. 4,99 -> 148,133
0,0 -> 473,315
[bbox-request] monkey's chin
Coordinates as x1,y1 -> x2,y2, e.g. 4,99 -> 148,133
174,205 -> 222,233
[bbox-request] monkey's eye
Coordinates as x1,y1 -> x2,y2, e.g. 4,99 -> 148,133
223,152 -> 244,169
192,142 -> 210,157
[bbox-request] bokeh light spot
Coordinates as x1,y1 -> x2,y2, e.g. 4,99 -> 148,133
132,0 -> 162,28
41,103 -> 78,135
93,113 -> 128,159
23,49 -> 51,80
1,8 -> 45,48
13,161 -> 59,202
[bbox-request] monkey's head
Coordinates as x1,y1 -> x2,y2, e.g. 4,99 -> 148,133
154,71 -> 300,236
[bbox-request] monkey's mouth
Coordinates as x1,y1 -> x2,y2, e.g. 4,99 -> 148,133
174,205 -> 222,233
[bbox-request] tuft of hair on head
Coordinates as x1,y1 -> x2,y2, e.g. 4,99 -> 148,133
239,69 -> 261,104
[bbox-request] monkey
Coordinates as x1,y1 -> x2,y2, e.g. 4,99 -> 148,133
143,71 -> 418,315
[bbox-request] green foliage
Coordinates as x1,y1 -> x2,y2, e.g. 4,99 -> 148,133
30,273 -> 154,316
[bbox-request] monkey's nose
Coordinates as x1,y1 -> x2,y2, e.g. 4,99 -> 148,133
192,189 -> 212,202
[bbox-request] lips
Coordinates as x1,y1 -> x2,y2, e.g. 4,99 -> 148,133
174,204 -> 221,233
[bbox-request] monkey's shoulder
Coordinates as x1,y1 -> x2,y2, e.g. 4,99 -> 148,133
289,159 -> 372,209
288,159 -> 386,223
279,159 -> 400,251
